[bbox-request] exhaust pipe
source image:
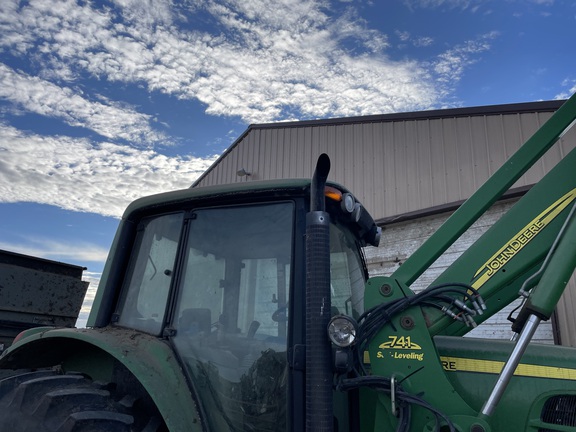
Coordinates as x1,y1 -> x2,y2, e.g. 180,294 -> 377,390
306,153 -> 333,432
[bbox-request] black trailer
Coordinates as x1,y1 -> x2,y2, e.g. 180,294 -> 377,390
0,249 -> 89,352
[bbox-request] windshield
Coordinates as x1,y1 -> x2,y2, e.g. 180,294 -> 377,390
172,202 -> 293,432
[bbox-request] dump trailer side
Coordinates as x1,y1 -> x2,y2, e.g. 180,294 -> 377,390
0,249 -> 89,351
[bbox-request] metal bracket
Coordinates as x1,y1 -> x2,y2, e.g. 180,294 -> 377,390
290,344 -> 306,371
391,375 -> 398,417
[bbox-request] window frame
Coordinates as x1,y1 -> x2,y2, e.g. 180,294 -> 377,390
113,211 -> 185,336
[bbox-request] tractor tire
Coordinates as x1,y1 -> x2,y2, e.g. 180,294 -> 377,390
0,370 -> 165,432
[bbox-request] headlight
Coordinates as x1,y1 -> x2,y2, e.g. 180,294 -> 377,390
327,315 -> 358,347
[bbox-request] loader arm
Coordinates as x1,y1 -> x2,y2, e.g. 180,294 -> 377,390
391,93 -> 576,335
349,94 -> 576,432
428,142 -> 576,336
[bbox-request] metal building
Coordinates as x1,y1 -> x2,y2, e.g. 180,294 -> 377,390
193,100 -> 576,346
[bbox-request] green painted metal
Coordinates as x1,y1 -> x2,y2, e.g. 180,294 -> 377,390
125,178 -> 311,217
0,326 -> 202,432
363,277 -> 481,431
526,203 -> 576,319
435,335 -> 576,431
392,93 -> 576,288
362,277 -> 576,431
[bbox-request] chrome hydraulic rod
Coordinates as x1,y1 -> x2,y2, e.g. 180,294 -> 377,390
481,314 -> 541,416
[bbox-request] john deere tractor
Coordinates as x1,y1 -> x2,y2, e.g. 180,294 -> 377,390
1,93 -> 576,432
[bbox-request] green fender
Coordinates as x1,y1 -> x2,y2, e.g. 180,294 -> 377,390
0,326 -> 203,432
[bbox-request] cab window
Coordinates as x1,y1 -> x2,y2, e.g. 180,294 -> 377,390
116,212 -> 184,335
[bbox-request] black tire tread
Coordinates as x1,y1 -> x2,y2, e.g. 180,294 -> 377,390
0,371 -> 161,432
57,411 -> 134,432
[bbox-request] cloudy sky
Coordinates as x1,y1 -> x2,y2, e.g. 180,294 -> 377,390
1,0 -> 575,324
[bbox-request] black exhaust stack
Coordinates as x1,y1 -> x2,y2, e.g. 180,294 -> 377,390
306,153 -> 333,432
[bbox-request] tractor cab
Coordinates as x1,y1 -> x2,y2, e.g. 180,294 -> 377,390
107,178 -> 378,431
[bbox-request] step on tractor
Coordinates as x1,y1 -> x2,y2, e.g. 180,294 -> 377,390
2,93 -> 576,432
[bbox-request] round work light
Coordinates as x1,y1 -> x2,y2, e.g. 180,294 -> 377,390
327,315 -> 358,348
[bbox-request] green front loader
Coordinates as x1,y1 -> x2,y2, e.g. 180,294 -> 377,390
1,93 -> 576,432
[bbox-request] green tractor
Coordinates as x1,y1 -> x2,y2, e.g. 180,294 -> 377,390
1,93 -> 576,432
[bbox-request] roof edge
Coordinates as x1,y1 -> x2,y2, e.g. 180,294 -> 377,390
250,99 -> 565,130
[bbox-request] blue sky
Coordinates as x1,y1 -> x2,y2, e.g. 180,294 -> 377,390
1,0 -> 575,325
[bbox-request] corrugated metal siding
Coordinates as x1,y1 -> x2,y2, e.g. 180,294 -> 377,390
195,108 -> 576,222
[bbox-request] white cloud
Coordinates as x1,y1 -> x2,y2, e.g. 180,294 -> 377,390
530,0 -> 554,5
0,0 -> 490,124
555,79 -> 576,100
402,0 -> 479,10
0,238 -> 109,263
413,36 -> 434,47
396,30 -> 411,42
395,30 -> 434,48
0,0 -> 501,224
432,32 -> 498,90
0,124 -> 218,217
0,63 -> 168,146
111,0 -> 175,27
